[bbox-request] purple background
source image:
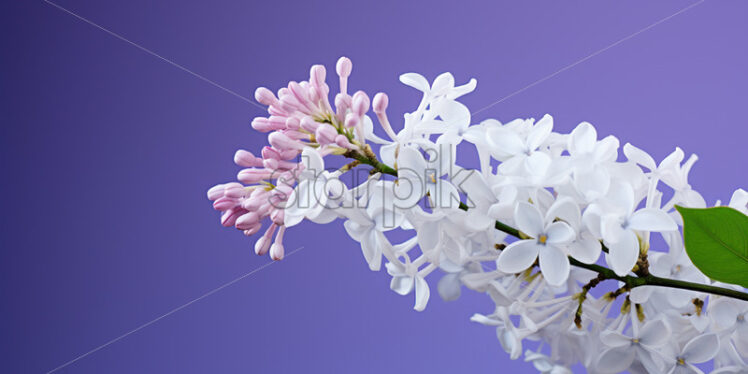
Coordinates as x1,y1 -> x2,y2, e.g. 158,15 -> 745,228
2,1 -> 746,373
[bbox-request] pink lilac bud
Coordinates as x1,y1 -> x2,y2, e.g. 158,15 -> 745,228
254,87 -> 279,106
268,105 -> 287,117
315,123 -> 338,145
221,208 -> 245,227
268,132 -> 304,151
223,182 -> 246,198
262,146 -> 297,161
251,117 -> 273,132
335,134 -> 354,149
270,209 -> 284,225
279,149 -> 299,160
237,168 -> 271,184
242,190 -> 269,211
234,149 -> 263,167
336,57 -> 353,95
289,81 -> 316,114
261,146 -> 282,161
254,223 -> 277,256
334,93 -> 352,122
268,116 -> 289,130
344,113 -> 359,128
282,129 -> 310,141
235,211 -> 260,230
373,92 -> 388,114
207,184 -> 226,200
373,92 -> 398,141
352,91 -> 370,116
285,117 -> 300,131
213,196 -> 238,211
309,65 -> 326,89
272,184 -> 294,201
300,116 -> 319,133
263,158 -> 297,171
269,226 -> 286,260
307,85 -> 320,103
263,158 -> 279,171
279,93 -> 306,114
243,224 -> 262,236
268,191 -> 290,206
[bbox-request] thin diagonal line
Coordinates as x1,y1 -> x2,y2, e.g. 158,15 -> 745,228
472,0 -> 705,116
43,0 -> 264,110
45,246 -> 305,374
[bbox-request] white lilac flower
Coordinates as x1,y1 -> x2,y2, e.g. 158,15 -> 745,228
664,333 -> 720,374
596,317 -> 672,373
497,202 -> 576,286
209,57 -> 748,373
587,182 -> 678,276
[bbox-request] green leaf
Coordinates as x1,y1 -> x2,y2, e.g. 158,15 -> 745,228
676,206 -> 748,288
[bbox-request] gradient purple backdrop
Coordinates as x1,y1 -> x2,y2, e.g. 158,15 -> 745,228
2,1 -> 746,373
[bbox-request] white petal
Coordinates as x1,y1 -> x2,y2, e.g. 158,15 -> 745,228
624,143 -> 657,171
594,135 -> 620,163
397,146 -> 428,172
458,171 -> 495,205
629,285 -> 654,304
569,236 -> 602,264
361,229 -> 383,271
526,114 -> 553,151
546,196 -> 582,229
446,78 -> 477,100
600,330 -> 632,348
497,155 -> 525,174
430,179 -> 461,209
681,333 -> 719,363
639,318 -> 671,347
399,72 -> 430,92
308,208 -> 337,224
538,245 -> 571,286
393,169 -> 426,209
434,99 -> 470,128
301,147 -> 324,174
413,120 -> 450,135
437,272 -> 462,301
524,152 -> 552,178
363,115 -> 391,144
431,72 -> 455,96
569,121 -> 597,155
283,188 -> 307,227
596,346 -> 635,373
497,240 -> 540,274
660,147 -> 685,170
545,221 -> 575,245
416,221 -> 441,253
487,128 -> 526,156
574,168 -> 611,202
413,276 -> 430,311
461,125 -> 487,146
607,182 -> 636,216
390,275 -> 414,295
628,208 -> 677,232
601,214 -> 626,244
606,230 -> 639,276
470,313 -> 502,326
514,202 -> 545,238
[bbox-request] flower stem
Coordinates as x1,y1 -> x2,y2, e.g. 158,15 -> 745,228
343,148 -> 748,302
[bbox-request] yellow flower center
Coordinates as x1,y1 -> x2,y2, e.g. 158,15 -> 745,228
538,235 -> 548,244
